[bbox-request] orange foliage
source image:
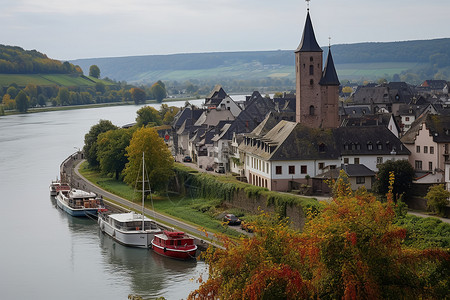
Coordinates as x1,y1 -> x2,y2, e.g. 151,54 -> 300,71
189,172 -> 450,299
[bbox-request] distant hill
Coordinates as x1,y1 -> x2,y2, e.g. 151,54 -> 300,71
71,38 -> 450,84
0,44 -> 82,74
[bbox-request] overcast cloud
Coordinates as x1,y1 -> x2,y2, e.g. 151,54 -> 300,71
1,0 -> 448,60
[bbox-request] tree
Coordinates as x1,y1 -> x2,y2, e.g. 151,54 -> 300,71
95,82 -> 106,94
123,127 -> 173,191
57,87 -> 70,106
2,94 -> 15,110
373,159 -> 415,200
130,87 -> 146,105
136,106 -> 162,127
15,90 -> 29,113
425,184 -> 450,216
89,65 -> 100,78
6,86 -> 18,99
162,106 -> 180,125
83,120 -> 118,168
189,172 -> 450,299
149,81 -> 167,103
97,128 -> 133,179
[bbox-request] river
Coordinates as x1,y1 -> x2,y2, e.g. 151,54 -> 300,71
0,99 -> 213,300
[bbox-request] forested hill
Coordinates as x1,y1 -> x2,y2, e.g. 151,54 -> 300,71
0,45 -> 81,74
71,38 -> 450,83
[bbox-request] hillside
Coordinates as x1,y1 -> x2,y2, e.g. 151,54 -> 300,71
71,38 -> 450,84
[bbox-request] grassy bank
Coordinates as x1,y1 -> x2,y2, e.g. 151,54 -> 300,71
79,162 -> 243,238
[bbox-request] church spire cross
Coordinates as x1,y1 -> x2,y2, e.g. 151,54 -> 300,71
306,0 -> 310,11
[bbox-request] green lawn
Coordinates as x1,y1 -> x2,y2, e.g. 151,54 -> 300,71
0,74 -> 112,87
79,163 -> 242,238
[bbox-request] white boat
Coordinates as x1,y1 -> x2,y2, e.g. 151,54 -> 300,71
49,179 -> 70,196
98,152 -> 162,248
98,211 -> 161,248
56,188 -> 105,217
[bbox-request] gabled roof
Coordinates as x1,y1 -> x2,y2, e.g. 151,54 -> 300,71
295,11 -> 322,53
194,109 -> 235,127
319,48 -> 340,86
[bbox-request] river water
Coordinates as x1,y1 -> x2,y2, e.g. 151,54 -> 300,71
0,99 -> 211,300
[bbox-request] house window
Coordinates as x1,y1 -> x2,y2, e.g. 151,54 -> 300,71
430,146 -> 434,154
289,166 -> 295,174
309,65 -> 314,75
377,157 -> 383,164
377,143 -> 382,150
310,79 -> 314,85
424,146 -> 428,153
276,166 -> 282,175
356,177 -> 365,184
301,165 -> 307,174
367,143 -> 373,150
415,160 -> 422,170
266,163 -> 269,173
405,117 -> 410,121
354,158 -> 360,164
416,146 -> 420,153
319,143 -> 326,152
309,105 -> 315,116
318,162 -> 324,169
344,158 -> 349,164
429,162 -> 433,171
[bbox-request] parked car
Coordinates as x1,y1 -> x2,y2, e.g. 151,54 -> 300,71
223,214 -> 241,225
215,166 -> 225,173
183,156 -> 192,162
206,165 -> 214,171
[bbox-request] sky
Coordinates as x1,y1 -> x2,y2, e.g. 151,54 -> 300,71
1,0 -> 449,60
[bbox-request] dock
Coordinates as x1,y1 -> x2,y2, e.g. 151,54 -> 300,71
61,151 -> 222,251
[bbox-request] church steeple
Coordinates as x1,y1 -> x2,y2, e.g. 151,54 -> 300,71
320,47 -> 340,86
295,10 -> 322,53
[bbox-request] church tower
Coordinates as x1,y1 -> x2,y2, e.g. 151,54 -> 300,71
295,6 -> 340,128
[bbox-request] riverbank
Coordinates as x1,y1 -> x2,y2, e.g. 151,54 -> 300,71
67,156 -> 231,249
2,96 -> 200,116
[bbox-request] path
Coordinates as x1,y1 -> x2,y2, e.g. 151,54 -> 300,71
71,159 -> 224,249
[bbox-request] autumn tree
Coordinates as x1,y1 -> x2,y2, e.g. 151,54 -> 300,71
136,106 -> 162,127
123,127 -> 173,191
159,104 -> 180,125
425,184 -> 450,216
130,87 -> 146,105
2,94 -> 15,110
189,172 -> 449,299
15,90 -> 29,113
97,128 -> 133,179
83,120 -> 118,168
89,65 -> 100,78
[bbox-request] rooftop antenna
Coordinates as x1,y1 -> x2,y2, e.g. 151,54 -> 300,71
306,0 -> 311,11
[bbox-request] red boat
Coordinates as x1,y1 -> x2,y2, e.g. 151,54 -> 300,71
151,231 -> 197,260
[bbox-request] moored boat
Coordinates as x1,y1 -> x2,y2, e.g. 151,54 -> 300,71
56,188 -> 105,217
151,231 -> 197,260
98,151 -> 162,247
49,180 -> 70,196
98,211 -> 161,248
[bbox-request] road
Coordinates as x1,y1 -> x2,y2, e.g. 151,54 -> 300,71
71,158 -> 224,249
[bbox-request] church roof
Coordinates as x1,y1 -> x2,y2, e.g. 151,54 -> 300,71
320,48 -> 340,86
295,11 -> 322,53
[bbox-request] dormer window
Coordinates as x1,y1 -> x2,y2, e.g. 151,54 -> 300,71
377,142 -> 382,150
367,142 -> 373,150
319,143 -> 326,152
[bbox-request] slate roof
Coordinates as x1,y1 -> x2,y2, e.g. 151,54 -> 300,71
314,164 -> 375,179
295,11 -> 322,53
402,113 -> 450,144
319,48 -> 340,86
205,85 -> 228,106
194,109 -> 235,127
341,114 -> 399,133
240,121 -> 410,161
334,126 -> 410,156
352,86 -> 390,104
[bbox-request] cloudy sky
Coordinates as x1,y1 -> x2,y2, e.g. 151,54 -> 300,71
1,0 -> 448,60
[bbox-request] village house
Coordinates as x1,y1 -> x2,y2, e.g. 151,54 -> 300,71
401,112 -> 450,184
